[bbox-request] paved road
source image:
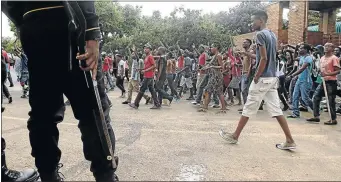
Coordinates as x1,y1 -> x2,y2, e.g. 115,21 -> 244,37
2,77 -> 341,181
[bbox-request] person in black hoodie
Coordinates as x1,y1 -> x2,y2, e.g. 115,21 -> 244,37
2,1 -> 118,181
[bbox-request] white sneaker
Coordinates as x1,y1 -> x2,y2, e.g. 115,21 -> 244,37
219,129 -> 238,144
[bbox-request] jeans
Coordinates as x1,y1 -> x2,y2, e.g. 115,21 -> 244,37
292,80 -> 313,116
240,73 -> 249,104
212,93 -> 219,105
104,71 -> 114,89
166,74 -> 178,97
195,74 -> 209,103
155,78 -> 173,103
313,80 -> 337,120
116,76 -> 125,94
139,78 -> 159,107
288,76 -> 298,103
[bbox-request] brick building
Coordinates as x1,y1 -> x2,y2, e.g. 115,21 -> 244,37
233,1 -> 341,49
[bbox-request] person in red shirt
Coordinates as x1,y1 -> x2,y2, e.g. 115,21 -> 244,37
103,54 -> 115,90
129,43 -> 160,109
174,50 -> 185,88
227,48 -> 242,106
1,48 -> 14,87
192,45 -> 208,105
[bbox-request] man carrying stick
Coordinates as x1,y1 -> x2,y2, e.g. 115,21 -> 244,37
306,43 -> 339,125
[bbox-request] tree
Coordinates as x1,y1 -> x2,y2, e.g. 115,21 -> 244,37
337,8 -> 341,22
308,11 -> 320,26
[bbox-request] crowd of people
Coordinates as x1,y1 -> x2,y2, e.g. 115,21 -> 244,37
1,47 -> 29,111
98,28 -> 341,126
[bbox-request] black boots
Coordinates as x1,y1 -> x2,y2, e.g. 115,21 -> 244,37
2,166 -> 38,182
2,140 -> 39,182
39,163 -> 64,182
93,156 -> 119,182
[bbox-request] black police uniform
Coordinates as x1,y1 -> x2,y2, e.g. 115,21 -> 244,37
2,1 -> 117,181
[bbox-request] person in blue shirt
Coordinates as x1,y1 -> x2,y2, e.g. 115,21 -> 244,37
286,44 -> 314,118
15,50 -> 30,98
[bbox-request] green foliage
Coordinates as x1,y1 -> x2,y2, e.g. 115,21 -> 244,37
1,36 -> 20,53
95,1 -> 265,55
337,8 -> 341,22
308,11 -> 320,26
5,2 -> 264,55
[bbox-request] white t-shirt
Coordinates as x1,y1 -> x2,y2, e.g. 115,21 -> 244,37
117,60 -> 125,77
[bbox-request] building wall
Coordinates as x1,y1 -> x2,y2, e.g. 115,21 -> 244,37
328,10 -> 337,34
288,1 -> 307,45
266,2 -> 281,38
232,32 -> 255,50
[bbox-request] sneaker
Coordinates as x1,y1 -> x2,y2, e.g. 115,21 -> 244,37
150,105 -> 161,109
192,101 -> 199,105
21,95 -> 28,99
219,129 -> 238,144
306,117 -> 320,123
122,101 -> 130,104
238,108 -> 243,112
275,142 -> 296,150
211,104 -> 220,108
128,103 -> 138,109
287,114 -> 299,118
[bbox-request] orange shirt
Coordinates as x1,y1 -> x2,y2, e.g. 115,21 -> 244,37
320,55 -> 340,81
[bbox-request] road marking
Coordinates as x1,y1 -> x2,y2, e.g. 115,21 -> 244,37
1,116 -> 330,137
2,116 -> 77,126
175,164 -> 206,181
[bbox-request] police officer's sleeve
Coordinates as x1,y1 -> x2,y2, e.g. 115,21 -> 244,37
77,1 -> 101,41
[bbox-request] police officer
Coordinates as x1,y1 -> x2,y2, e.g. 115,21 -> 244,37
2,1 -> 118,181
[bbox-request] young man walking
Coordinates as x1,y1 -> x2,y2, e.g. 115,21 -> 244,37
115,54 -> 126,98
129,43 -> 160,109
122,51 -> 150,104
219,10 -> 296,150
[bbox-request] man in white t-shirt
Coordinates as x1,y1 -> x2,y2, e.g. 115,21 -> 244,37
116,54 -> 126,98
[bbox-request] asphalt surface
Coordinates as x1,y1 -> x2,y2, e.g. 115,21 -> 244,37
2,71 -> 341,181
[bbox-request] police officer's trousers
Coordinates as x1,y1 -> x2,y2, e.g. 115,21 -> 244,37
19,9 -> 116,175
